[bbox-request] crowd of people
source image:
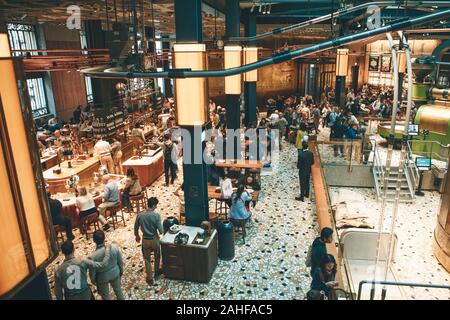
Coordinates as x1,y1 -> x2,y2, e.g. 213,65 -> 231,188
47,81 -> 402,300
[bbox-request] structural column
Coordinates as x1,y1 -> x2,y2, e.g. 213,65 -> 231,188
174,0 -> 209,226
243,12 -> 257,128
162,39 -> 173,98
351,64 -> 359,94
225,0 -> 241,160
85,20 -> 119,108
434,164 -> 450,272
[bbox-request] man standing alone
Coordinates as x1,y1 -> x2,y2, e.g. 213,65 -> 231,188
296,141 -> 314,202
134,197 -> 164,286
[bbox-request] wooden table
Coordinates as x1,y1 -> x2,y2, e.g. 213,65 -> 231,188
52,175 -> 126,227
214,159 -> 264,171
122,150 -> 164,187
207,185 -> 259,201
161,226 -> 218,283
43,156 -> 101,194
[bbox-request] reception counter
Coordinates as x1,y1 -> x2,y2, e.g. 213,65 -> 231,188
160,226 -> 218,283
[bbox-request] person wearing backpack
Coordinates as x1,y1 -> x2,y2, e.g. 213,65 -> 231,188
307,227 -> 334,276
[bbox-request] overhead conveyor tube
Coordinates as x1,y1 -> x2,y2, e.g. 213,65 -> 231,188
81,8 -> 450,80
229,1 -> 450,43
370,32 -> 399,300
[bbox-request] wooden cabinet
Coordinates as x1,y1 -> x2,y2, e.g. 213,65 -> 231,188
160,226 -> 218,283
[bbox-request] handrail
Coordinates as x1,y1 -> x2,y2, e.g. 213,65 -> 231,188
357,280 -> 450,300
311,141 -> 355,298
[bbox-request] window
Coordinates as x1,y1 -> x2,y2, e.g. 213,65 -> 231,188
79,30 -> 94,103
7,23 -> 49,118
85,76 -> 94,103
7,23 -> 38,56
26,78 -> 49,118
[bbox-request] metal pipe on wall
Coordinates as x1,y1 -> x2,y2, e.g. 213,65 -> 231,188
229,1 -> 450,43
81,8 -> 450,80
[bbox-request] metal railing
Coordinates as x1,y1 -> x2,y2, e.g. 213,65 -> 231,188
357,280 -> 450,300
372,140 -> 385,200
312,141 -> 356,299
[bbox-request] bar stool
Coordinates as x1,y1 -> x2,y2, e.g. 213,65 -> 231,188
215,199 -> 229,220
54,225 -> 66,244
230,218 -> 246,244
130,192 -> 147,214
208,212 -> 220,229
106,204 -> 125,230
79,213 -> 101,240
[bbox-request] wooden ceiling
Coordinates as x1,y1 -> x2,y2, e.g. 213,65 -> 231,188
0,0 -> 332,40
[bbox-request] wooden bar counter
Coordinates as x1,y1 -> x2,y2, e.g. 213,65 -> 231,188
43,156 -> 100,194
122,149 -> 164,187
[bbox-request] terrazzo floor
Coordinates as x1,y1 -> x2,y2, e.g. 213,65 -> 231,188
46,140 -> 318,300
46,125 -> 450,300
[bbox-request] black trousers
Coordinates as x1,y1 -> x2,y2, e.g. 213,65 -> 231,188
164,159 -> 177,185
299,174 -> 311,199
53,216 -> 74,239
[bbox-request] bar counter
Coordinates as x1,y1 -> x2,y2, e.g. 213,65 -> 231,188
122,149 -> 164,187
43,156 -> 101,194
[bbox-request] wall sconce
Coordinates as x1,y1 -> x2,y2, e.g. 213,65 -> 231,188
336,48 -> 349,77
224,45 -> 242,95
397,50 -> 406,74
243,47 -> 258,82
0,32 -> 57,298
173,43 -> 208,126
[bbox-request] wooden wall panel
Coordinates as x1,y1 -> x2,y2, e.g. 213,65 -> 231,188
44,25 -> 88,121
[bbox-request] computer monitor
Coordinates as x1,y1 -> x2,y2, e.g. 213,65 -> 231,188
415,157 -> 431,171
408,124 -> 419,136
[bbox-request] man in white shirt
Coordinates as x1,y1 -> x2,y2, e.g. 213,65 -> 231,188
94,136 -> 114,174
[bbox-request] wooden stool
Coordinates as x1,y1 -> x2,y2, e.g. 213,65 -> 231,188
230,218 -> 246,244
79,213 -> 101,240
130,192 -> 147,214
54,225 -> 66,244
106,204 -> 125,230
208,212 -> 220,229
140,186 -> 149,202
215,199 -> 229,220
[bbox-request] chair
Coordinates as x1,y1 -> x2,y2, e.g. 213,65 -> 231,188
208,212 -> 220,229
129,192 -> 147,214
106,204 -> 125,229
79,213 -> 101,240
54,225 -> 66,244
215,199 -> 229,220
230,218 -> 246,244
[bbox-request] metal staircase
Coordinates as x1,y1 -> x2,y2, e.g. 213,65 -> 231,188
372,142 -> 418,203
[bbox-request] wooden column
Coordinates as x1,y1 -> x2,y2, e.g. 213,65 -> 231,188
433,166 -> 450,272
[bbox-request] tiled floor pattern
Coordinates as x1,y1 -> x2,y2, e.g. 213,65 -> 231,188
46,125 -> 450,300
47,141 -> 317,300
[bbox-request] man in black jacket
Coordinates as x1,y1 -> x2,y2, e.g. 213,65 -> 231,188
48,192 -> 75,240
296,141 -> 314,202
